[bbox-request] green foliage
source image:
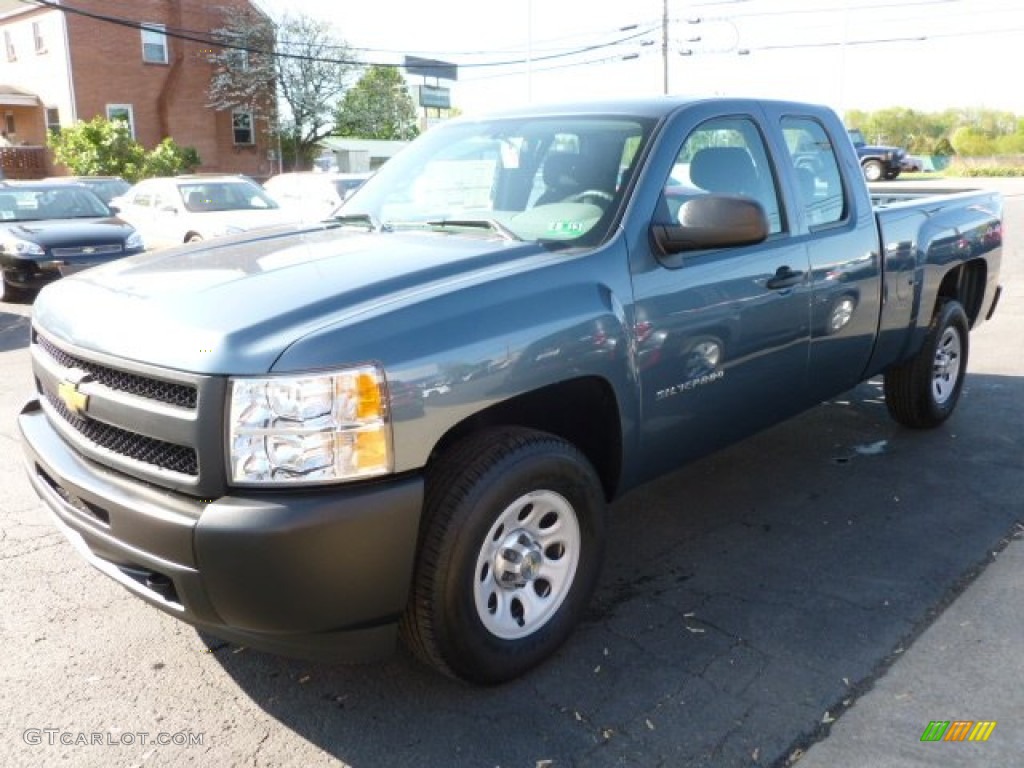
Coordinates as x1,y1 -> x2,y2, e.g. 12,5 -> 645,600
48,116 -> 146,181
950,126 -> 996,156
48,117 -> 201,181
142,138 -> 201,178
845,106 -> 1024,158
946,165 -> 1024,177
335,66 -> 420,141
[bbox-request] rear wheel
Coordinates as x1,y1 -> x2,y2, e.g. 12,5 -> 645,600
401,427 -> 606,684
884,300 -> 969,428
186,233 -> 203,244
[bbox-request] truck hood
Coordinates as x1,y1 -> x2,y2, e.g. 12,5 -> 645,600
32,225 -> 550,374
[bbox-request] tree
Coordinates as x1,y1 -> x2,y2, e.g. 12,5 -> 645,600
142,138 -> 202,178
48,116 -> 145,180
209,9 -> 359,170
48,117 -> 200,181
335,66 -> 420,140
206,4 -> 277,124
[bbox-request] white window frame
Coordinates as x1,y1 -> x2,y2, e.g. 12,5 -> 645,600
106,104 -> 136,138
46,107 -> 61,134
232,110 -> 254,145
4,30 -> 15,62
33,21 -> 45,54
141,23 -> 168,64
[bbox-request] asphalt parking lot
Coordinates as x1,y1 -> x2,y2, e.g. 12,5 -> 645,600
1,179 -> 1022,768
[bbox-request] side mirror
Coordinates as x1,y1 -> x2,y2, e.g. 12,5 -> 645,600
651,194 -> 768,255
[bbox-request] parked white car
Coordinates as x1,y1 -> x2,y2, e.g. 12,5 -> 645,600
110,175 -> 300,249
263,171 -> 371,223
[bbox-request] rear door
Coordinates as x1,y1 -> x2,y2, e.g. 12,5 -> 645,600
766,107 -> 882,401
629,105 -> 813,479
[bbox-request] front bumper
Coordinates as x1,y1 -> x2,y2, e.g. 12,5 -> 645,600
19,398 -> 424,662
1,249 -> 145,292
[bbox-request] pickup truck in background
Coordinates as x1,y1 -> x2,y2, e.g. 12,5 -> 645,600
847,127 -> 908,181
19,98 -> 1003,684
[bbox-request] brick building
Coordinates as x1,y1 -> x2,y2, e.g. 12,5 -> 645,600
0,0 -> 276,179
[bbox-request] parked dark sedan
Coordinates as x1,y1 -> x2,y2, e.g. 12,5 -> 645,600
0,183 -> 144,302
43,175 -> 132,204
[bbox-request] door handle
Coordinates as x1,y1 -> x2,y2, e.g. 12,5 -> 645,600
766,266 -> 805,290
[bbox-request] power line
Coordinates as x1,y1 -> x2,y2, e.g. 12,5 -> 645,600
17,0 -> 657,70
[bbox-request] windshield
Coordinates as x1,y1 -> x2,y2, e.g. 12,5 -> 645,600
0,186 -> 111,222
179,181 -> 280,213
341,114 -> 655,245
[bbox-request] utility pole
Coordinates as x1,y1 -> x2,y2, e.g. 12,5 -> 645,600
662,0 -> 669,94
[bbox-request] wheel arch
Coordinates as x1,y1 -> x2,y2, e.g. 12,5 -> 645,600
936,258 -> 987,328
425,376 -> 623,501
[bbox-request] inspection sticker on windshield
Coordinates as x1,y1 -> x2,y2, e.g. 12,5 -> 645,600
548,220 -> 587,234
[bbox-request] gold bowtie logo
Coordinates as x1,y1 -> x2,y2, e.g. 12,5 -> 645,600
58,370 -> 90,417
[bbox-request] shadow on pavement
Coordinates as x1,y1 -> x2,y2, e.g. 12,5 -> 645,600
0,311 -> 30,354
203,373 -> 1024,768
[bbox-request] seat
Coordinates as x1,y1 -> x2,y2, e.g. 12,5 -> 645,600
535,152 -> 581,206
187,189 -> 211,211
689,147 -> 760,199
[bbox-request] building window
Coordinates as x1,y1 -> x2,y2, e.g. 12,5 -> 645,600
141,23 -> 168,64
4,30 -> 15,61
33,21 -> 45,54
232,110 -> 253,145
106,104 -> 136,138
5,113 -> 15,136
46,107 -> 61,134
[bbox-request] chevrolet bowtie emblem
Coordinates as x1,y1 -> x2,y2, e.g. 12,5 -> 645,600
58,369 -> 91,417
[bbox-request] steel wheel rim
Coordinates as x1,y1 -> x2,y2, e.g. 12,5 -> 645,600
473,489 -> 581,640
932,326 -> 962,404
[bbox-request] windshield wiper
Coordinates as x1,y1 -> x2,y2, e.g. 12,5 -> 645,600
424,218 -> 522,242
329,212 -> 378,231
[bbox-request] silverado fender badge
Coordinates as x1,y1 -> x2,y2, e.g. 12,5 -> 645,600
58,369 -> 91,417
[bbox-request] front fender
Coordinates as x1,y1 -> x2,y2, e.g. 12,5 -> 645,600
270,240 -> 639,473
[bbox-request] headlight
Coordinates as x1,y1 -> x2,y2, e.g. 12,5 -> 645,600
1,237 -> 44,256
228,365 -> 392,485
125,231 -> 145,250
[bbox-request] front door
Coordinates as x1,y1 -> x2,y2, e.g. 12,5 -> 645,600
630,113 -> 812,480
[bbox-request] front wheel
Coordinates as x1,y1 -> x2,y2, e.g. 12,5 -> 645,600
884,299 -> 969,428
401,427 -> 606,684
863,159 -> 884,182
0,275 -> 26,303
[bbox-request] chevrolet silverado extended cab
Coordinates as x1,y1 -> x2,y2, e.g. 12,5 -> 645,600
19,98 -> 1003,684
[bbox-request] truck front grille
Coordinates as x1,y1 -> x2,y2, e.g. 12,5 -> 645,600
36,334 -> 198,409
43,388 -> 199,476
31,329 -> 226,496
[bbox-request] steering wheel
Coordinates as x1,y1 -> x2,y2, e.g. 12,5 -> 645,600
565,189 -> 614,204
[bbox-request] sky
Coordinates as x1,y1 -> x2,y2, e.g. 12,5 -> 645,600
257,0 -> 1024,118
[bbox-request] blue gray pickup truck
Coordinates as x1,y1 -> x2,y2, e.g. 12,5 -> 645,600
19,98 -> 1003,684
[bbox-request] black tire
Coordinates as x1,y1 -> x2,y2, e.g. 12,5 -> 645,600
401,427 -> 606,684
884,171 -> 900,180
884,300 -> 969,428
186,233 -> 203,244
0,275 -> 26,303
863,159 -> 884,182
